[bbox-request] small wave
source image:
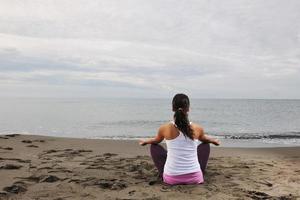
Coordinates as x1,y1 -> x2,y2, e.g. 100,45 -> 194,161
222,133 -> 300,140
92,132 -> 300,141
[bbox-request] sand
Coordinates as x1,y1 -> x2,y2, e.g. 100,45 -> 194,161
0,134 -> 299,200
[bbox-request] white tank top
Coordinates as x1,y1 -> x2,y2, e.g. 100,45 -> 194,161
164,121 -> 201,176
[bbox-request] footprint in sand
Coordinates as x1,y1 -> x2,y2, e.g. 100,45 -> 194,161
45,149 -> 58,153
41,175 -> 60,183
0,146 -> 13,150
0,192 -> 8,198
38,149 -> 93,161
18,175 -> 60,183
128,190 -> 136,196
225,175 -> 232,179
0,158 -> 31,163
33,139 -> 45,143
246,190 -> 272,199
93,179 -> 127,190
21,140 -> 32,144
86,165 -> 108,170
73,178 -> 128,190
26,144 -> 39,148
103,153 -> 118,158
3,181 -> 27,194
5,134 -> 20,138
0,164 -> 22,170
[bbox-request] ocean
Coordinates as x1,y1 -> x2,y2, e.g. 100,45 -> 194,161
1,98 -> 299,147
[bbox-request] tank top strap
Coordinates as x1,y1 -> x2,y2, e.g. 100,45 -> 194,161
170,121 -> 179,129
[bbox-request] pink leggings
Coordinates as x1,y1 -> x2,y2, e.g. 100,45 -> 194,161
150,143 -> 210,177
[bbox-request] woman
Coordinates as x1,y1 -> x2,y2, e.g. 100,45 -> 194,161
139,93 -> 220,185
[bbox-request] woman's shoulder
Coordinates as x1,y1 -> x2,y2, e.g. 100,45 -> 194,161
158,121 -> 173,130
157,122 -> 175,136
191,122 -> 203,129
191,123 -> 204,136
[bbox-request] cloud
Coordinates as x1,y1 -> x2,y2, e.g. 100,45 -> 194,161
0,0 -> 299,98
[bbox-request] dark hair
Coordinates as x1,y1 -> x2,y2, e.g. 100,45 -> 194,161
172,93 -> 193,140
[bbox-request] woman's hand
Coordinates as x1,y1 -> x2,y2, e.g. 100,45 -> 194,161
212,139 -> 221,146
139,140 -> 148,146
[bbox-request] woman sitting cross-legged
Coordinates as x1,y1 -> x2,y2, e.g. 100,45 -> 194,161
139,93 -> 220,185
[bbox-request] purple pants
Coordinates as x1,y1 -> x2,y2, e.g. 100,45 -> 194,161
150,143 -> 210,177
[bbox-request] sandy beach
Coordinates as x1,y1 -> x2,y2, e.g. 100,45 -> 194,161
0,134 -> 299,200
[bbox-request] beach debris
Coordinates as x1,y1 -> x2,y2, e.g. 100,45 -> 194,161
3,182 -> 27,194
0,164 -> 22,170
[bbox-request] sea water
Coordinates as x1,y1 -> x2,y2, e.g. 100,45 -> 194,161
1,98 -> 299,147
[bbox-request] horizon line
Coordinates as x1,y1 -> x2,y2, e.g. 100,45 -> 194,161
0,96 -> 300,100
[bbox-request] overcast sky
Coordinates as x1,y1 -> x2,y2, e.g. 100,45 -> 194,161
0,0 -> 300,98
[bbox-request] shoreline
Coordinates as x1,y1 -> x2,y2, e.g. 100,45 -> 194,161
0,134 -> 299,199
2,133 -> 300,148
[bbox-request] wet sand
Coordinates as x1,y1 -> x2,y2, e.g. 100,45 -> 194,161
0,134 -> 299,200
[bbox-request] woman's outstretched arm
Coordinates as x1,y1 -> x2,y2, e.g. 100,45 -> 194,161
199,134 -> 220,146
139,126 -> 165,146
197,125 -> 220,146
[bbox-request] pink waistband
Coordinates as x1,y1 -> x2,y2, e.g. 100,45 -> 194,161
163,171 -> 204,185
